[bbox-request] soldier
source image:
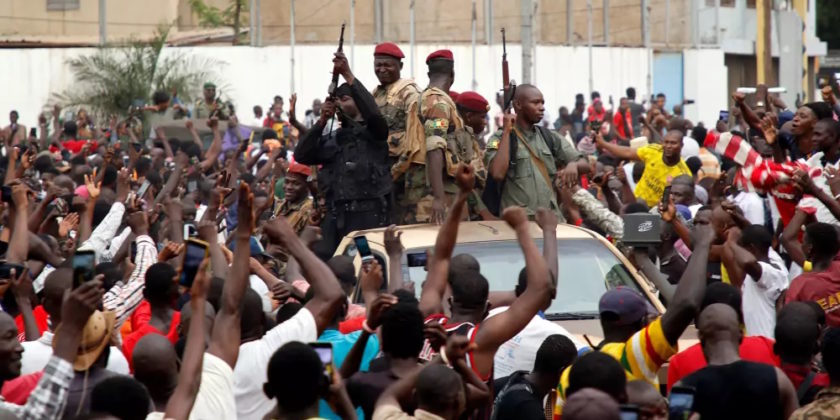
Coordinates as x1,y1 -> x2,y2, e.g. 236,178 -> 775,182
417,49 -> 474,223
370,42 -> 422,224
193,82 -> 228,120
485,84 -> 590,221
454,91 -> 494,220
294,52 -> 392,256
273,162 -> 315,234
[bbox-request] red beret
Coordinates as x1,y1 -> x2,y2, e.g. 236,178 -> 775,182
448,91 -> 460,102
426,49 -> 454,63
287,162 -> 312,178
373,42 -> 404,59
455,91 -> 490,113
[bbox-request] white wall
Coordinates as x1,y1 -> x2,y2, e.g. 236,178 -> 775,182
1,44 -> 727,133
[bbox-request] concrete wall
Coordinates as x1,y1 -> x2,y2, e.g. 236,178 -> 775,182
0,44 -> 727,133
0,0 -> 179,39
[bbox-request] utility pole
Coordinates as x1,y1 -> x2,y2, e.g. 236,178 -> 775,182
410,0 -> 415,78
484,0 -> 492,44
250,0 -> 256,46
588,0 -> 593,95
566,0 -> 573,45
793,0 -> 809,101
521,0 -> 533,84
98,0 -> 106,45
471,0 -> 477,91
374,0 -> 383,44
756,0 -> 772,85
603,0 -> 609,45
256,0 -> 261,46
290,0 -> 296,94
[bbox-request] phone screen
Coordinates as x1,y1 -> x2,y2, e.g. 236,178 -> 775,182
1,186 -> 12,204
353,236 -> 373,262
72,250 -> 96,289
310,343 -> 333,381
180,239 -> 208,287
183,223 -> 198,241
661,185 -> 671,206
130,241 -> 137,263
719,110 -> 730,123
0,263 -> 24,280
668,387 -> 695,420
136,180 -> 151,199
407,253 -> 428,267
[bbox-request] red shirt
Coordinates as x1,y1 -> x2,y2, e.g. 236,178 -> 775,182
786,260 -> 840,327
14,305 -> 49,342
613,109 -> 633,139
48,139 -> 98,154
1,371 -> 43,405
780,363 -> 830,397
666,335 -> 779,391
122,300 -> 180,369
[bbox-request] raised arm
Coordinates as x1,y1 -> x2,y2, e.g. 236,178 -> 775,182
332,51 -> 388,142
632,249 -> 676,304
535,208 -> 558,280
781,209 -> 809,268
732,92 -> 762,134
594,132 -> 641,161
472,206 -> 549,377
418,164 -> 473,317
198,118 -> 222,173
264,213 -> 344,335
383,225 -> 407,293
163,258 -> 210,420
720,228 -> 758,289
488,112 -> 515,182
287,93 -> 308,137
660,224 -> 714,345
294,101 -> 332,166
340,268 -> 395,379
208,183 -> 253,368
7,184 -> 30,265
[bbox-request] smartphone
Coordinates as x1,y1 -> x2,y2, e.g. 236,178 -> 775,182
130,241 -> 137,264
183,223 -> 198,241
0,186 -> 11,204
407,252 -> 428,267
180,238 -> 209,287
72,250 -> 96,289
136,180 -> 151,200
187,180 -> 198,194
719,110 -> 730,123
353,236 -> 374,264
309,342 -> 334,383
0,263 -> 25,280
619,405 -> 639,420
668,386 -> 696,420
661,185 -> 671,207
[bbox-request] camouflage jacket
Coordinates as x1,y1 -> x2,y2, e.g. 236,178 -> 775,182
571,188 -> 623,239
373,79 -> 420,159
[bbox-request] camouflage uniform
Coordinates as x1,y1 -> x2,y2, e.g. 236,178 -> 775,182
484,127 -> 582,222
372,79 -> 421,223
193,99 -> 229,120
271,196 -> 315,275
413,87 -> 487,223
570,188 -> 623,239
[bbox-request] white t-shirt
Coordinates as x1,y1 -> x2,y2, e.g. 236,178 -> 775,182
487,306 -> 588,379
190,353 -> 237,420
742,250 -> 789,339
20,332 -> 129,375
233,308 -> 318,420
681,137 -> 700,158
730,192 -> 766,226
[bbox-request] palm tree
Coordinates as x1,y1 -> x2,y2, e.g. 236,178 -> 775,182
54,25 -> 226,121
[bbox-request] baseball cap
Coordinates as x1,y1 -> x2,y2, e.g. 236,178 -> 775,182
598,287 -> 654,326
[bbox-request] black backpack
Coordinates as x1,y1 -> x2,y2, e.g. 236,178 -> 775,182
482,125 -> 559,216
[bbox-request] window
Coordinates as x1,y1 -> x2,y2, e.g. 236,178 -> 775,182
47,0 -> 80,11
403,238 -> 644,318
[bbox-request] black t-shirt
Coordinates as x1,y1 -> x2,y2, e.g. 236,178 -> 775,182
680,360 -> 781,420
492,372 -> 545,420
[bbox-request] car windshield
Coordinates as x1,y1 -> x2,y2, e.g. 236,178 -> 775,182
405,238 -> 643,318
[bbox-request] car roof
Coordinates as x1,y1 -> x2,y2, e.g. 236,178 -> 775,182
350,220 -> 599,249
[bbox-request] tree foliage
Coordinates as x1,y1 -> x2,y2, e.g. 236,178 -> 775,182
816,0 -> 840,50
54,25 -> 225,120
189,0 -> 248,45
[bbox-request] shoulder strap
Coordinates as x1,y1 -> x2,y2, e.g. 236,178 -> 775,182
512,127 -> 553,189
797,371 -> 817,402
535,125 -> 558,160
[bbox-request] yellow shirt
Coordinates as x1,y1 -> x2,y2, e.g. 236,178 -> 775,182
633,145 -> 692,207
554,317 -> 677,418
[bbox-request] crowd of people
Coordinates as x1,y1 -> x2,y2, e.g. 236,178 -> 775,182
0,39 -> 839,420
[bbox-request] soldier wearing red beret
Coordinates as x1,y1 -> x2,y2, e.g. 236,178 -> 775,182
455,91 -> 490,138
453,91 -> 495,220
371,42 -> 422,224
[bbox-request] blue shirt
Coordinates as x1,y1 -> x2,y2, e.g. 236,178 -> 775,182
318,329 -> 380,420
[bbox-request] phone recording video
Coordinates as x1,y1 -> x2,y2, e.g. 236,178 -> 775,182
72,250 -> 96,289
309,342 -> 334,383
136,180 -> 151,200
353,236 -> 374,264
668,386 -> 695,420
180,238 -> 208,287
661,185 -> 672,207
0,186 -> 12,204
0,262 -> 25,280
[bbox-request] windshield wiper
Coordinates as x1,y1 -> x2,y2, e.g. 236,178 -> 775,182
545,312 -> 599,321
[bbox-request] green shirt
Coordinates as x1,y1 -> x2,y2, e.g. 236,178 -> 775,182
484,126 -> 582,220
